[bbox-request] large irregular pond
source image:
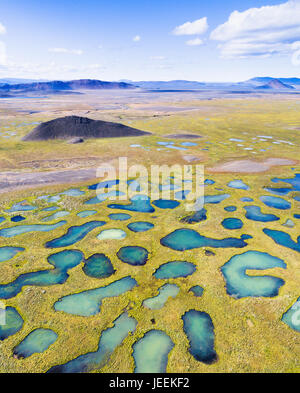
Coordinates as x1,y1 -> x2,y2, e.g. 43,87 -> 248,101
143,284 -> 179,310
54,276 -> 137,316
14,328 -> 58,359
161,229 -> 251,251
153,261 -> 196,279
221,251 -> 286,299
48,312 -> 137,373
45,221 -> 106,248
133,330 -> 174,373
0,246 -> 24,263
182,310 -> 217,364
263,229 -> 300,253
108,195 -> 155,213
0,307 -> 24,341
244,206 -> 279,222
0,250 -> 84,299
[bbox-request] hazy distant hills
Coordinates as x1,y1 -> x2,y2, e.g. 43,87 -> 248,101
0,77 -> 299,96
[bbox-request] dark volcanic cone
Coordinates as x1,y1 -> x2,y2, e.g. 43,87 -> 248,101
22,116 -> 151,141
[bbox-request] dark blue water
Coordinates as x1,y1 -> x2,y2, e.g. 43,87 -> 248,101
0,250 -> 84,299
182,310 -> 217,364
180,208 -> 207,224
152,199 -> 180,209
189,286 -> 204,297
161,229 -> 251,251
45,221 -> 106,248
54,276 -> 137,316
263,229 -> 300,253
260,196 -> 291,210
221,251 -> 286,299
133,330 -> 174,373
127,222 -> 154,233
48,312 -> 137,373
88,179 -> 120,190
108,195 -> 155,213
117,246 -> 149,266
272,174 -> 300,192
0,306 -> 24,341
0,246 -> 25,262
222,218 -> 243,230
13,329 -> 58,358
11,215 -> 26,222
224,206 -> 237,212
153,261 -> 196,279
83,253 -> 115,279
244,206 -> 279,222
264,187 -> 292,196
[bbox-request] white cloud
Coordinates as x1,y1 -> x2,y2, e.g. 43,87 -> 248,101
150,56 -> 166,60
172,17 -> 208,36
0,42 -> 7,65
48,47 -> 83,55
133,35 -> 141,42
186,38 -> 203,46
211,0 -> 300,58
0,22 -> 6,35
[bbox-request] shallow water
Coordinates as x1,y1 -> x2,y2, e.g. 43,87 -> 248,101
0,246 -> 24,263
97,229 -> 127,240
182,310 -> 217,364
227,180 -> 249,190
161,229 -> 250,251
133,330 -> 174,373
48,312 -> 137,373
221,251 -> 286,299
5,200 -> 37,213
77,210 -> 97,218
108,195 -> 155,213
128,222 -> 154,233
260,196 -> 291,210
222,218 -> 243,230
263,229 -> 300,253
143,284 -> 179,310
85,190 -> 125,205
282,297 -> 300,332
0,221 -> 67,238
88,179 -> 120,190
117,246 -> 149,266
204,194 -> 230,204
0,307 -> 24,341
244,206 -> 279,222
46,221 -> 106,248
109,213 -> 131,221
153,261 -> 196,279
61,188 -> 85,197
0,250 -> 84,299
83,253 -> 115,279
42,211 -> 70,222
14,329 -> 58,358
54,276 -> 137,316
224,206 -> 237,212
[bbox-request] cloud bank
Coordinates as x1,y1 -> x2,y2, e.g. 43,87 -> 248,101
172,17 -> 208,36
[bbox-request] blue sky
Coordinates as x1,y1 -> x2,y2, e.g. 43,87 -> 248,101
1,0 -> 300,81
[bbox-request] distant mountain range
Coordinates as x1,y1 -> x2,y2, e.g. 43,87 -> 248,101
0,77 -> 299,96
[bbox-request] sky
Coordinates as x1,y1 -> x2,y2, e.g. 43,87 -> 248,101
1,0 -> 300,82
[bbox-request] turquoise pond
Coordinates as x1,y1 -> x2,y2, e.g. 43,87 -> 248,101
133,330 -> 174,373
227,180 -> 249,190
222,218 -> 243,230
48,312 -> 137,373
204,194 -> 230,204
109,213 -> 131,221
54,276 -> 137,316
97,229 -> 127,240
189,286 -> 204,297
182,310 -> 217,364
244,206 -> 279,222
0,250 -> 84,299
143,284 -> 179,310
0,221 -> 67,238
117,246 -> 149,266
260,196 -> 291,210
152,199 -> 180,209
221,251 -> 286,299
282,297 -> 300,333
83,253 -> 115,279
127,222 -> 154,233
0,307 -> 24,341
108,195 -> 155,213
153,261 -> 196,279
77,210 -> 97,218
161,229 -> 251,251
263,229 -> 300,253
0,246 -> 24,262
45,221 -> 106,248
14,329 -> 58,359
